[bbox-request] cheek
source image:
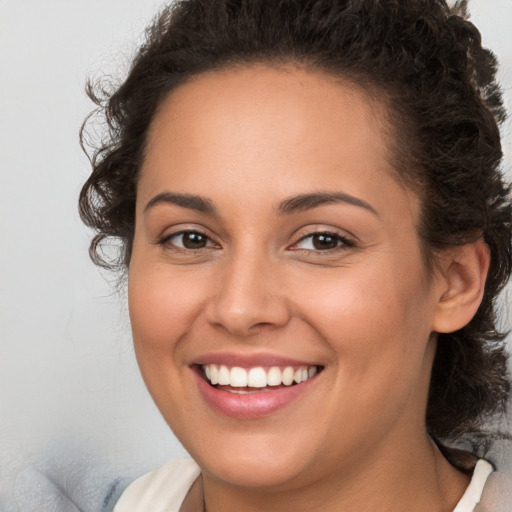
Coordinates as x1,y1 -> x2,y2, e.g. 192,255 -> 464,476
127,260 -> 206,412
290,259 -> 434,369
299,265 -> 434,423
128,262 -> 204,353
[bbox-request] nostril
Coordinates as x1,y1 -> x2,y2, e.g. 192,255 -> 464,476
204,267 -> 291,335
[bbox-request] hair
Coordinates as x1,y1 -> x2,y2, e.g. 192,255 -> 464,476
80,0 -> 511,460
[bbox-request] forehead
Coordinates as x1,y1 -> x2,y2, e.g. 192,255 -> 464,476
140,64 -> 418,221
147,64 -> 389,160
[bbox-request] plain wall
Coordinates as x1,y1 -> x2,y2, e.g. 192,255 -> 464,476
1,0 -> 511,509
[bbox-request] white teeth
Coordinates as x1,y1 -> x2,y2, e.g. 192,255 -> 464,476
248,367 -> 267,388
267,366 -> 282,386
210,365 -> 219,385
218,365 -> 230,385
230,367 -> 248,387
282,367 -> 294,386
202,363 -> 320,388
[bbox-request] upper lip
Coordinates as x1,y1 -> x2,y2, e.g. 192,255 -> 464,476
190,352 -> 322,368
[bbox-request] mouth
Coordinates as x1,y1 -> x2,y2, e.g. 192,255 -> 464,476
198,364 -> 323,394
191,354 -> 324,418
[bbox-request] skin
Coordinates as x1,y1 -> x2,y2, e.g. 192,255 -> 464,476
129,65 -> 489,511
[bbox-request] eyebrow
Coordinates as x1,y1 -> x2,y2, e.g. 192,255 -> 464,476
143,190 -> 378,217
277,192 -> 378,216
144,192 -> 217,215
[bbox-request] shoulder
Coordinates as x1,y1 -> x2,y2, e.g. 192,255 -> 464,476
113,458 -> 201,512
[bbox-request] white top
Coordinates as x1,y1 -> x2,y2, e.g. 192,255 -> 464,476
113,458 -> 493,512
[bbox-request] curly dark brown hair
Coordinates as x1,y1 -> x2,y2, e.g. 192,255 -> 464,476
80,0 -> 511,457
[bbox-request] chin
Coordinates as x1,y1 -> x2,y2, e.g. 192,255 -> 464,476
201,454 -> 306,489
183,429 -> 313,489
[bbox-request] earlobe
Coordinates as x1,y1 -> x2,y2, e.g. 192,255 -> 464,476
432,238 -> 490,334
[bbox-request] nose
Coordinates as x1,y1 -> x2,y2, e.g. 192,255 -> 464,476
205,250 -> 291,337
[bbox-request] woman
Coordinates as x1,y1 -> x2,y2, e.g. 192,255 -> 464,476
80,0 -> 511,510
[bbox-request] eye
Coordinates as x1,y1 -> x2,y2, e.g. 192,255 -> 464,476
162,230 -> 217,250
292,231 -> 354,251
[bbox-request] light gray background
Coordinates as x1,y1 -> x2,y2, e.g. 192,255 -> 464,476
1,0 -> 511,510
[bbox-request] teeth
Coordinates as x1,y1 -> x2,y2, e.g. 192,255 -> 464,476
267,367 -> 282,386
248,367 -> 267,388
230,367 -> 247,387
202,364 -> 320,388
210,365 -> 219,385
282,367 -> 294,386
218,365 -> 230,385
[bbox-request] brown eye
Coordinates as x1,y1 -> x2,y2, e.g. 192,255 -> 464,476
293,231 -> 354,252
166,230 -> 214,250
182,232 -> 208,249
311,233 -> 338,250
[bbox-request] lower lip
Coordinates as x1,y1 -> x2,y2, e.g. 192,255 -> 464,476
194,370 -> 317,419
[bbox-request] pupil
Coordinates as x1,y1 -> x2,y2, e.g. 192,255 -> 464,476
183,232 -> 207,249
313,234 -> 337,250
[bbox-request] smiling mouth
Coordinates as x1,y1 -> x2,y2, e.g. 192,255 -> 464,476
199,364 -> 323,394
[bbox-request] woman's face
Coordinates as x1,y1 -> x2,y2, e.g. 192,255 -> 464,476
129,66 -> 444,490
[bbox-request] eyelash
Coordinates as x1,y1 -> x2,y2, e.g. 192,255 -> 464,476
158,229 -> 355,253
290,231 -> 355,252
158,230 -> 218,251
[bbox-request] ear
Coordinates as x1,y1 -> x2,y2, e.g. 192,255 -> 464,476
432,238 -> 490,334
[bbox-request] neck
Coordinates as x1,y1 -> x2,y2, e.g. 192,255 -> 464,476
198,434 -> 470,512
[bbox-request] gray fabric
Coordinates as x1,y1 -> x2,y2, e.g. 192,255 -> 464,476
12,463 -> 130,512
7,444 -> 512,511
